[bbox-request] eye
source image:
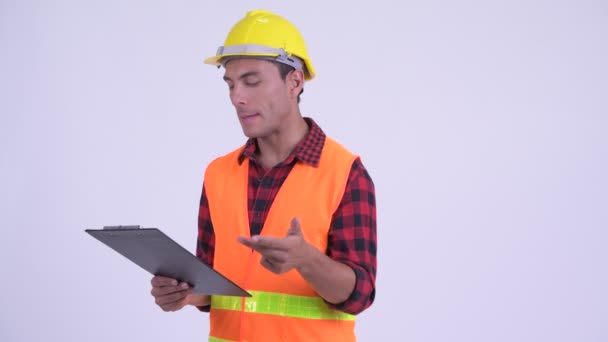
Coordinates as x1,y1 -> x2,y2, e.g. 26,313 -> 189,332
245,80 -> 260,87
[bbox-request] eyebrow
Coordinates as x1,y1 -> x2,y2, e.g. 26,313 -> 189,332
223,71 -> 260,82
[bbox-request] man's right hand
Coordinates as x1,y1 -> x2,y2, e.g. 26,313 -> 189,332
150,276 -> 192,312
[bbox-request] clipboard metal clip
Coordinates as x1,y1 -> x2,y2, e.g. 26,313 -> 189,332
103,225 -> 141,230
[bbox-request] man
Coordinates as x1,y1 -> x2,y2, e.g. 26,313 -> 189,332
150,10 -> 377,342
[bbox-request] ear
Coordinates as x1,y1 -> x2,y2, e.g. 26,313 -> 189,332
287,69 -> 305,100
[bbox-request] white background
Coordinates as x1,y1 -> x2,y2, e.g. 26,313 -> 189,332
1,0 -> 607,341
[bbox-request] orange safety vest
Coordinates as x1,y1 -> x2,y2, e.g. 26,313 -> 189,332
204,137 -> 358,342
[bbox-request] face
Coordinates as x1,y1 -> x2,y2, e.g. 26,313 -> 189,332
223,58 -> 299,139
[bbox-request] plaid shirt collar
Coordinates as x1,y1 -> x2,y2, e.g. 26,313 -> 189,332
238,117 -> 325,167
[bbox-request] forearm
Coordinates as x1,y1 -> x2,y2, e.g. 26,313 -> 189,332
297,245 -> 356,304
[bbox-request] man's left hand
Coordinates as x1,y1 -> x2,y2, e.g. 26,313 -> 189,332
237,217 -> 314,274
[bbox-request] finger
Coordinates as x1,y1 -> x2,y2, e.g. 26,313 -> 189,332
161,296 -> 188,312
261,250 -> 288,264
237,237 -> 271,256
151,282 -> 190,297
260,257 -> 279,274
238,236 -> 288,252
237,236 -> 257,249
155,288 -> 191,306
151,276 -> 179,287
286,217 -> 302,236
261,257 -> 289,275
250,236 -> 289,250
155,290 -> 189,306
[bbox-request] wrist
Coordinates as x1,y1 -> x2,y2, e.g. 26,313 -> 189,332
296,243 -> 321,276
186,293 -> 211,307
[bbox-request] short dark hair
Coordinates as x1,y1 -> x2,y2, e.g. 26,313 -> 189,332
274,62 -> 304,103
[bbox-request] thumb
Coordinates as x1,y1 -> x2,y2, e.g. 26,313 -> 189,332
287,217 -> 302,236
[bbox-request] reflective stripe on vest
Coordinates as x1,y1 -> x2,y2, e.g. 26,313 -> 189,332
211,291 -> 355,321
208,337 -> 233,342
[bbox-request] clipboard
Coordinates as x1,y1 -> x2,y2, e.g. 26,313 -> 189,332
85,225 -> 251,297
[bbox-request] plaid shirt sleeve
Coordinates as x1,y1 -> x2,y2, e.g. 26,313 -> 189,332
196,183 -> 215,267
195,183 -> 215,312
325,158 -> 377,315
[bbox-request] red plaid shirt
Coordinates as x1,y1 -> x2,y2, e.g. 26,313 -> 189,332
196,118 -> 377,315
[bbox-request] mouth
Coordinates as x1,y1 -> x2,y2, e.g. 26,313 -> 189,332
238,112 -> 260,122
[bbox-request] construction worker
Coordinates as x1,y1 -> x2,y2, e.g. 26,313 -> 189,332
150,9 -> 377,342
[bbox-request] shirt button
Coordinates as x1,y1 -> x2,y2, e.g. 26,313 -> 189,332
254,212 -> 261,218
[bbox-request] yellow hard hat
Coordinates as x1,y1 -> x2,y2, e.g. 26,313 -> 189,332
204,10 -> 316,80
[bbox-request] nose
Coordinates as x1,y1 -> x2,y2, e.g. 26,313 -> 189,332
230,84 -> 247,106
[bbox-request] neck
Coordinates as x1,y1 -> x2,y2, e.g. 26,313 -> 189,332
256,115 -> 309,170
